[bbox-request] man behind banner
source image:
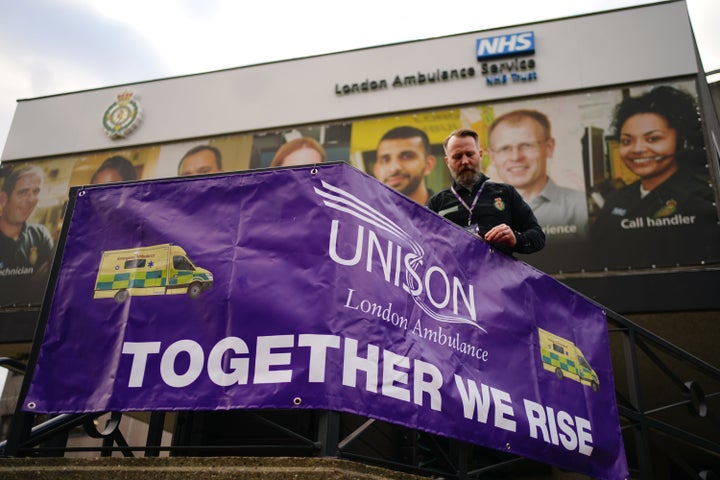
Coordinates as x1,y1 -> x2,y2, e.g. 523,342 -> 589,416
428,128 -> 545,256
0,165 -> 55,305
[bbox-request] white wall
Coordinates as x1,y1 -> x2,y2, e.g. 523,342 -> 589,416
2,2 -> 698,161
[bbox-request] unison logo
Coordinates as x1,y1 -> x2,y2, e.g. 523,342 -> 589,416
314,180 -> 485,332
476,32 -> 535,60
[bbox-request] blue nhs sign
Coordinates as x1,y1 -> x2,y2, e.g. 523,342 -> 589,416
476,32 -> 535,60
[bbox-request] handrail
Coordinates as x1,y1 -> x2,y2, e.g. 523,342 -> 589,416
0,413 -> 95,455
606,310 -> 720,377
0,358 -> 26,375
1,309 -> 718,479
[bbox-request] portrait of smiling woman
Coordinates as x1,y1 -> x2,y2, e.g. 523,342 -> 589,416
591,85 -> 720,269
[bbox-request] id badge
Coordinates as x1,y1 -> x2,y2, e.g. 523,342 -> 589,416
464,224 -> 480,236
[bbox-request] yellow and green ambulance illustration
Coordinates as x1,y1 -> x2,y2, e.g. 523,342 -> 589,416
94,244 -> 213,303
538,327 -> 599,392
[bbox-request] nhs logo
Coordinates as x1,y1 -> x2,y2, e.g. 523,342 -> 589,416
476,32 -> 535,60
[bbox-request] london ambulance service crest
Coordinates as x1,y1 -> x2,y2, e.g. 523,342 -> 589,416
102,91 -> 141,139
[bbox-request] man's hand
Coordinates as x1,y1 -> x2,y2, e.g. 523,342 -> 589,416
484,223 -> 517,247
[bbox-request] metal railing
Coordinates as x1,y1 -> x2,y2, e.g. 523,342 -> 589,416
0,307 -> 719,479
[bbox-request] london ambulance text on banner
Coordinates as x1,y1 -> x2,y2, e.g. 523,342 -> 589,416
24,163 -> 628,479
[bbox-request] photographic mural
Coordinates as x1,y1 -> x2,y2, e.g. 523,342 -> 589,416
1,77 -> 719,309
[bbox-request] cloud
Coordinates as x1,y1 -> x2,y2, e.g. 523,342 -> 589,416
0,0 -> 173,153
0,0 -> 170,94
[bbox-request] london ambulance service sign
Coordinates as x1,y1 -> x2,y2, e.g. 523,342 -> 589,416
25,163 -> 627,479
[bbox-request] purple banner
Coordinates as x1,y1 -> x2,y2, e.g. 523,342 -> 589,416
25,163 -> 627,479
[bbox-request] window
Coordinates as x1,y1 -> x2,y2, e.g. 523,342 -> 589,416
173,256 -> 195,271
124,259 -> 146,269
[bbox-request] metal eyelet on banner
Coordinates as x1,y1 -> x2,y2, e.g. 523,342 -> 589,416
292,397 -> 302,406
310,167 -> 318,175
27,402 -> 36,409
78,189 -> 86,197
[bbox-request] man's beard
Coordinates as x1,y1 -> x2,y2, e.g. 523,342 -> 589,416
454,167 -> 481,189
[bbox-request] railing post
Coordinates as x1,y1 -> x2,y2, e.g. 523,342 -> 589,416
621,325 -> 654,479
40,425 -> 70,457
317,410 -> 340,457
145,411 -> 166,457
449,439 -> 469,480
3,411 -> 34,457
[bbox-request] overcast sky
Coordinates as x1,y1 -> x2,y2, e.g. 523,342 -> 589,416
1,0 -> 719,157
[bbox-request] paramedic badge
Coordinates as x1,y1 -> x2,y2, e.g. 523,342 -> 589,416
102,91 -> 142,139
493,197 -> 505,211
